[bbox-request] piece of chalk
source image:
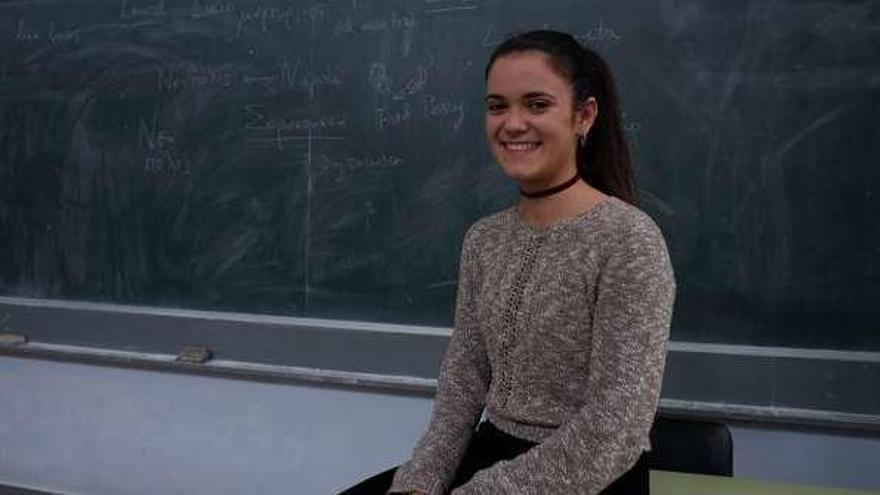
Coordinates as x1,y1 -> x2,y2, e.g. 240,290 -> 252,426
0,333 -> 28,345
176,346 -> 213,364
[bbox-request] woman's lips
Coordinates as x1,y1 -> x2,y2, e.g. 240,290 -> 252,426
501,141 -> 541,151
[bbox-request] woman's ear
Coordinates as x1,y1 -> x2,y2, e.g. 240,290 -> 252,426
577,97 -> 598,136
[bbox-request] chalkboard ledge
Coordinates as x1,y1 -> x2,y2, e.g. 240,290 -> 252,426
1,296 -> 879,432
3,338 -> 880,433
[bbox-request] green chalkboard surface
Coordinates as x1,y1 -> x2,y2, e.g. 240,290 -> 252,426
1,0 -> 878,350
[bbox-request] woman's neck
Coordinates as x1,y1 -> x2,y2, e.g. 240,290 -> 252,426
517,180 -> 607,230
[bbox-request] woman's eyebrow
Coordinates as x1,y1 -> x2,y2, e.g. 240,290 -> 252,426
485,92 -> 556,102
522,91 -> 555,100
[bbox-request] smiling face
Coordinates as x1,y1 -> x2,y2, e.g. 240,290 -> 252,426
485,51 -> 595,192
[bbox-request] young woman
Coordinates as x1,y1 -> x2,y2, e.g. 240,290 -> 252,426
341,29 -> 675,495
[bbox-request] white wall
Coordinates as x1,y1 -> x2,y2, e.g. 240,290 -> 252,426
2,355 -> 879,494
0,356 -> 430,495
729,423 -> 880,491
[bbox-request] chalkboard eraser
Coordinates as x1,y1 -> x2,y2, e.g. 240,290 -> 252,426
176,346 -> 213,364
0,333 -> 28,345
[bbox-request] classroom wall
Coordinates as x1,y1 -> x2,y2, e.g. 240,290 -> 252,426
2,355 -> 879,495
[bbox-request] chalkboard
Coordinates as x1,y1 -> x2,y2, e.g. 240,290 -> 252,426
1,0 -> 878,351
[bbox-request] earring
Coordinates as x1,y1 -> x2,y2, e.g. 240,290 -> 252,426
578,132 -> 588,147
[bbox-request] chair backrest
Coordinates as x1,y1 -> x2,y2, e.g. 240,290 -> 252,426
647,415 -> 733,477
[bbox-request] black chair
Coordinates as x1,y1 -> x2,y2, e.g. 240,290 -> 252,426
647,415 -> 733,477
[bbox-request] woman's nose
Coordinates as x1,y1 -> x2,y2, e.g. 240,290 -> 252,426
501,108 -> 528,134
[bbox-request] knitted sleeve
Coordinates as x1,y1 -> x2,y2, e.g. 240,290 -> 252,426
388,226 -> 492,495
451,217 -> 675,495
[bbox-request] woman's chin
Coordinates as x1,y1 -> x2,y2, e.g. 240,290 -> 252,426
498,166 -> 551,188
496,161 -> 536,180
498,170 -> 534,185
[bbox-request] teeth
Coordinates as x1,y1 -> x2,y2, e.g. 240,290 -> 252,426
504,142 -> 539,151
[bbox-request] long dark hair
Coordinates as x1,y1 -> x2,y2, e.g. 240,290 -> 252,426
486,30 -> 635,204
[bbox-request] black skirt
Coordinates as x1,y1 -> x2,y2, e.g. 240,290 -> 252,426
337,421 -> 648,494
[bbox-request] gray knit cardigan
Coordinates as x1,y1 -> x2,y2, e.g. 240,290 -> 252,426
389,196 -> 676,495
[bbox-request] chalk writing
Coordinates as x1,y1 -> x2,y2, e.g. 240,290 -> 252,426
14,19 -> 39,42
484,20 -> 619,47
343,154 -> 402,172
481,24 -> 503,47
236,5 -> 300,35
332,18 -> 352,34
362,11 -> 413,31
48,23 -> 79,43
480,25 -> 497,46
14,19 -> 80,45
245,105 -> 347,132
304,4 -> 327,29
281,59 -> 342,98
369,60 -> 431,100
156,64 -> 234,92
190,0 -> 234,18
369,63 -> 392,94
422,94 -> 464,130
138,111 -> 190,175
362,200 -> 382,231
139,115 -> 174,152
244,105 -> 346,149
144,153 -> 191,175
574,19 -> 621,46
376,102 -> 412,131
424,0 -> 479,15
426,279 -> 457,289
325,253 -> 388,275
333,10 -> 416,35
119,0 -> 166,20
235,3 -> 325,36
317,153 -> 403,183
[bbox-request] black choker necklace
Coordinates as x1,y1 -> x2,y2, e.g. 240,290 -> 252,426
519,174 -> 581,199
